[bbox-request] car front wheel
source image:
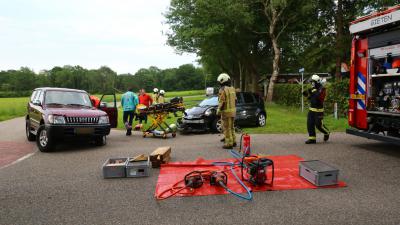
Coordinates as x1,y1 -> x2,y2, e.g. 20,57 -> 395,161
212,119 -> 223,133
257,114 -> 266,127
36,125 -> 54,152
26,120 -> 36,141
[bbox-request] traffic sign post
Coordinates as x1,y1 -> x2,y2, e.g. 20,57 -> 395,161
299,68 -> 305,112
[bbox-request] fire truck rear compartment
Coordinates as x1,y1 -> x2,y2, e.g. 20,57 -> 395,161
365,28 -> 400,138
348,6 -> 400,144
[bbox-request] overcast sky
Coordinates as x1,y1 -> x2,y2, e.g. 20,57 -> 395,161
0,0 -> 197,74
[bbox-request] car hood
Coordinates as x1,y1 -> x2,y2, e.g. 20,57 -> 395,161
185,106 -> 215,116
45,107 -> 107,117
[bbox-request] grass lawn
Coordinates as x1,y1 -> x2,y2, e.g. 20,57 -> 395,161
164,90 -> 204,98
116,99 -> 348,134
242,103 -> 349,134
0,97 -> 29,122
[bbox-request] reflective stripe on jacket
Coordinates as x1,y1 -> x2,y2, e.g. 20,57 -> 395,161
309,107 -> 324,112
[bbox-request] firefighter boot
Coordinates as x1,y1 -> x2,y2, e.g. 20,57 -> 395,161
324,133 -> 330,142
220,138 -> 225,142
223,144 -> 233,149
126,129 -> 132,136
305,139 -> 316,144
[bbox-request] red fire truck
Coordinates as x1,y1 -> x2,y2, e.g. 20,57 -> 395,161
346,5 -> 400,145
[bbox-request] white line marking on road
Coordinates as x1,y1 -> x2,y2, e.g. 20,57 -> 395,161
0,152 -> 36,170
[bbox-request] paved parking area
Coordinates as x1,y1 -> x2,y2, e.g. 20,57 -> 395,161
0,118 -> 400,225
0,118 -> 35,168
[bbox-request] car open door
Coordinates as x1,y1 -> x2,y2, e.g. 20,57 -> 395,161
99,94 -> 118,128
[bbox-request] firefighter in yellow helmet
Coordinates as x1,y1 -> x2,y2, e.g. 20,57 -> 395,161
216,73 -> 237,149
152,88 -> 159,104
158,90 -> 166,103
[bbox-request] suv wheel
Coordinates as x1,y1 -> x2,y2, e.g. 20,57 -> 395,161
257,113 -> 266,127
26,120 -> 36,141
94,136 -> 107,146
36,125 -> 54,152
212,119 -> 223,133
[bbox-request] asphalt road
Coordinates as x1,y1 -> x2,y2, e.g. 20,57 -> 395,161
0,118 -> 400,225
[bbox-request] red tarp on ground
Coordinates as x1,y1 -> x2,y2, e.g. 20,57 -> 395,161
155,155 -> 346,198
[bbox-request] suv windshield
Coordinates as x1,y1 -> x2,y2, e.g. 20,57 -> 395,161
45,91 -> 92,107
199,96 -> 218,107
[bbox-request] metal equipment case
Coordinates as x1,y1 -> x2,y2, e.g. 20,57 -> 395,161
126,157 -> 150,177
299,160 -> 339,186
102,157 -> 128,178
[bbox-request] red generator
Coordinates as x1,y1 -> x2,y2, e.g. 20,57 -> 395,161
346,5 -> 400,145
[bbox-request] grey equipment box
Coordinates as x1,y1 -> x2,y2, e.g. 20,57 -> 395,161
299,160 -> 339,186
126,157 -> 150,178
102,158 -> 128,178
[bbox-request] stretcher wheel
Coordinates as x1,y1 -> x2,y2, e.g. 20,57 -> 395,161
172,133 -> 176,138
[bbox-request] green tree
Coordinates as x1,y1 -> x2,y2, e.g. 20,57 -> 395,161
255,0 -> 300,102
165,0 -> 263,91
11,67 -> 36,91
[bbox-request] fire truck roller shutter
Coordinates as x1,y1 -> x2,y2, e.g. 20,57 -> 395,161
368,29 -> 400,49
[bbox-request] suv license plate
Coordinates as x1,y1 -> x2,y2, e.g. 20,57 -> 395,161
183,119 -> 204,124
76,128 -> 94,134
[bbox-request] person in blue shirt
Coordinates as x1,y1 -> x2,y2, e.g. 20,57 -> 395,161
121,87 -> 139,136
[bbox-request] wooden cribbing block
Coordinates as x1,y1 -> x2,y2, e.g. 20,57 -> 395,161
129,154 -> 148,162
150,146 -> 171,168
151,155 -> 171,168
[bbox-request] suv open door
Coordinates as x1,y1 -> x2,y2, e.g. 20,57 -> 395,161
98,94 -> 118,128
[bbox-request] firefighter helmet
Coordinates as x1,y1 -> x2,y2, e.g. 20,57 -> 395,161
311,74 -> 321,82
159,90 -> 165,95
153,88 -> 159,93
217,73 -> 230,84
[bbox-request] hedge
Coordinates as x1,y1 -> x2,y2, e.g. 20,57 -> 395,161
0,91 -> 32,98
273,79 -> 349,116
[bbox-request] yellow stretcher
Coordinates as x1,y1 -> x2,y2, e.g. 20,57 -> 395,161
136,100 -> 184,139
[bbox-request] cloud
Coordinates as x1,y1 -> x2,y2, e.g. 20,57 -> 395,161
0,0 -> 197,73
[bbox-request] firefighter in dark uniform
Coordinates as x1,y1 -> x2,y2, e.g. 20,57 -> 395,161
303,74 -> 330,144
216,73 -> 237,149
